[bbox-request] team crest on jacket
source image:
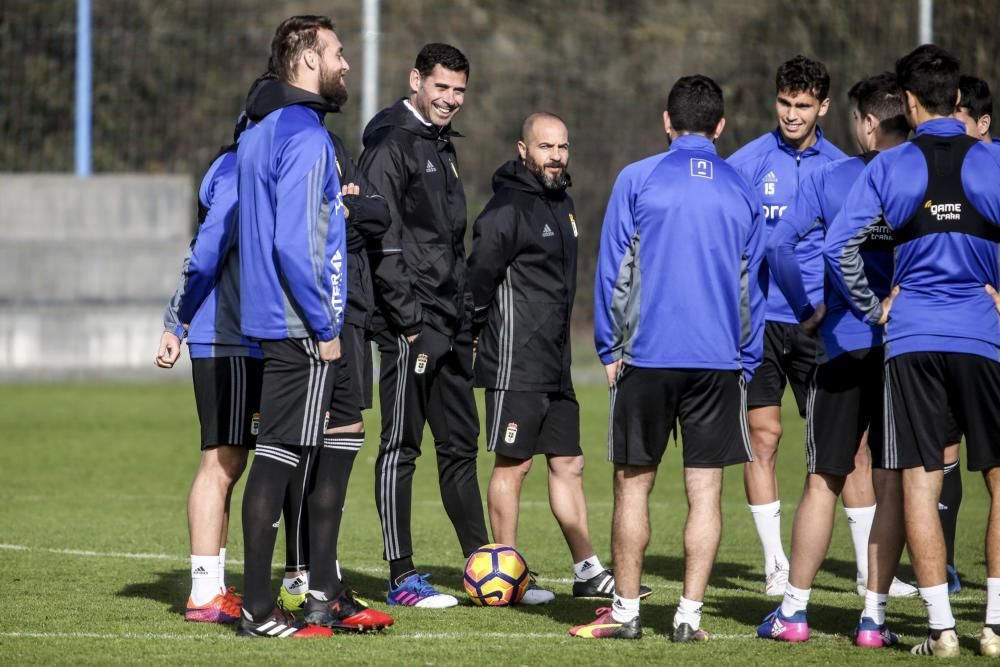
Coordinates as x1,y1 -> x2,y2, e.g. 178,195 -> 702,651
414,353 -> 429,374
251,413 -> 261,436
569,213 -> 578,237
504,423 -> 518,444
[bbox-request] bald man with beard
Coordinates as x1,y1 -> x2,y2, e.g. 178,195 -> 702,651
468,113 -> 649,605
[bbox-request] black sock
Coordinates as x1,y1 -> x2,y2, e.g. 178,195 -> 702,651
305,433 -> 363,598
282,456 -> 310,576
939,459 -> 963,567
242,444 -> 304,619
390,560 -> 417,587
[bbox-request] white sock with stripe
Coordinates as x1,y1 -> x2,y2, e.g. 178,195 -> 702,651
190,555 -> 221,605
919,583 -> 955,630
574,555 -> 605,581
611,593 -> 640,623
844,504 -> 876,582
673,596 -> 704,630
749,500 -> 788,573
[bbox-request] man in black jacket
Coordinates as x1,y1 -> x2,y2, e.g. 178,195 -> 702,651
358,43 -> 488,608
469,113 -> 645,605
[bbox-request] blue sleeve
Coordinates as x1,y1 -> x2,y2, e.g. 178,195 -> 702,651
178,161 -> 238,325
766,171 -> 824,321
274,128 -> 345,341
594,168 -> 639,364
741,190 -> 766,381
823,163 -> 886,324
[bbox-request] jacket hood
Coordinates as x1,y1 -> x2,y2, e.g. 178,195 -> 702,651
491,158 -> 571,195
245,78 -> 339,122
362,97 -> 460,147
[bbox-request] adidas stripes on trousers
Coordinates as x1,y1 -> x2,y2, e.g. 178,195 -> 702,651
374,324 -> 488,561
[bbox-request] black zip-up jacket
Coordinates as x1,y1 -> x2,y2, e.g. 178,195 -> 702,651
245,79 -> 391,328
468,159 -> 577,392
358,98 -> 467,337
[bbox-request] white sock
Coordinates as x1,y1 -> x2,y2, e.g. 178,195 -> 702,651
218,548 -> 227,590
780,584 -> 810,617
611,593 -> 640,623
673,596 -> 704,630
986,578 -> 1000,625
190,555 -> 221,605
749,501 -> 788,572
919,583 -> 955,630
844,505 -> 876,582
283,572 -> 309,594
863,590 -> 889,625
574,555 -> 605,581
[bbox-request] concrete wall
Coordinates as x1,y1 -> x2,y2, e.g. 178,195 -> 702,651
0,175 -> 195,380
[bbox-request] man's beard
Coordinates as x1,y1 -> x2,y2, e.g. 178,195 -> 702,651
319,62 -> 348,107
525,155 -> 569,191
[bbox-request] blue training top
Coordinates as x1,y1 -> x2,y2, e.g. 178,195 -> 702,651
728,127 -> 847,324
825,118 -> 1000,362
163,148 -> 261,359
594,135 -> 765,380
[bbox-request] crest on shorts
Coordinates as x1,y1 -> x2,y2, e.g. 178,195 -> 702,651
569,213 -> 578,238
414,353 -> 429,375
250,413 -> 261,436
504,422 -> 518,444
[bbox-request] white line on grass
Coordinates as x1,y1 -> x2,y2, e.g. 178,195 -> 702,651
1,543 -> 979,603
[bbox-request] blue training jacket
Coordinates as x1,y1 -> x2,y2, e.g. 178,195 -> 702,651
594,135 -> 765,379
768,153 -> 893,363
238,103 -> 346,342
728,127 -> 847,324
163,148 -> 261,359
825,118 -> 1000,362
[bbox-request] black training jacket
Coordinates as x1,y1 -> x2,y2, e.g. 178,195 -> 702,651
468,159 -> 577,392
244,78 -> 391,328
358,98 -> 468,337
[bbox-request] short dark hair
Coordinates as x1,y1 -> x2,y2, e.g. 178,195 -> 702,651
958,75 -> 993,120
666,75 -> 724,135
414,43 -> 470,79
848,73 -> 909,138
895,44 -> 960,116
268,15 -> 336,82
776,55 -> 830,100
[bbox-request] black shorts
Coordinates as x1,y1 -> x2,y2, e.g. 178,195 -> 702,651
885,352 -> 1000,471
944,412 -> 963,445
609,366 -> 752,468
805,348 -> 883,474
257,338 -> 337,449
191,356 -> 263,449
327,323 -> 373,427
747,321 -> 816,415
484,389 -> 581,460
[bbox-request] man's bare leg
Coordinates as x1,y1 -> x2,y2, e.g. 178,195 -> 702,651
903,466 -> 955,633
610,464 -> 657,622
487,455 -> 533,547
547,454 -> 594,562
745,405 -> 788,589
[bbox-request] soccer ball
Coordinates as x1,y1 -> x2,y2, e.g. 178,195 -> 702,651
463,543 -> 530,606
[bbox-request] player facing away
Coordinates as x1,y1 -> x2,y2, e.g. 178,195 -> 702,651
826,44 -> 1000,658
468,113 -> 650,605
728,56 -> 847,595
236,16 -> 390,638
756,73 -> 914,647
933,74 -> 996,597
241,73 -> 393,624
358,43 -> 489,608
155,117 -> 258,624
575,75 -> 764,641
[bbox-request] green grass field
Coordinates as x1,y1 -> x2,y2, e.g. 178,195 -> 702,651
0,380 -> 991,664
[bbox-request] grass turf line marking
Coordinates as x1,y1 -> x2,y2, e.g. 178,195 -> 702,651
1,543 -> 968,602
